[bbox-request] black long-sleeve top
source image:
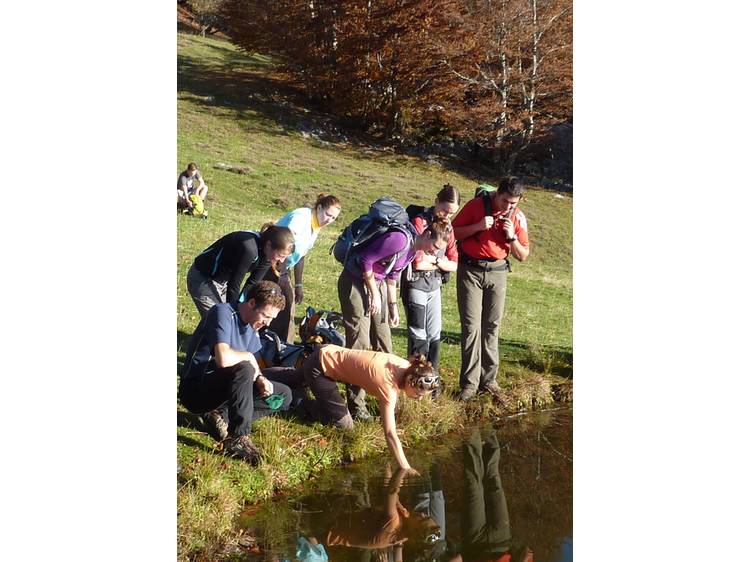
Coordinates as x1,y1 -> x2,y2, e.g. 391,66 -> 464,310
192,231 -> 271,303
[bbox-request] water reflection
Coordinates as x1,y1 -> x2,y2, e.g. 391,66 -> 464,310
453,428 -> 532,562
325,466 -> 442,560
235,409 -> 572,562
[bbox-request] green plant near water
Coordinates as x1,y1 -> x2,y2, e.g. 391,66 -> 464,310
177,32 -> 572,561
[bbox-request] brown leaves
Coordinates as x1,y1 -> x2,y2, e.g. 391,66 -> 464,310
221,0 -> 571,168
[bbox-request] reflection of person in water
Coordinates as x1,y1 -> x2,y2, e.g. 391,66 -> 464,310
413,461 -> 447,560
325,466 -> 442,559
447,428 -> 532,562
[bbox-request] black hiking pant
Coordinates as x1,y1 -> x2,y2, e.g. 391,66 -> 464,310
178,361 -> 293,437
300,348 -> 350,423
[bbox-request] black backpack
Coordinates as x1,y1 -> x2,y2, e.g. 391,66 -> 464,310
331,197 -> 417,275
255,307 -> 345,369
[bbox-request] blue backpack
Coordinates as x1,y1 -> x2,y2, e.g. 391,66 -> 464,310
331,197 -> 417,275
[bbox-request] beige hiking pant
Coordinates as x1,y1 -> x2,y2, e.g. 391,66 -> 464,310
337,271 -> 392,412
456,262 -> 508,392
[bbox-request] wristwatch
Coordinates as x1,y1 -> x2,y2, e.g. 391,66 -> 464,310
507,236 -> 517,242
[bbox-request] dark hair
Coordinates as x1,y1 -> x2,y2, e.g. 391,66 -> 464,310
187,162 -> 198,172
436,183 -> 461,206
403,355 -> 441,394
498,176 -> 525,197
245,280 -> 286,310
423,216 -> 452,244
314,192 -> 341,211
259,223 -> 296,253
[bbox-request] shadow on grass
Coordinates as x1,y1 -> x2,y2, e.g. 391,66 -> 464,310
178,36 -> 573,190
440,330 -> 572,379
178,48 -> 315,140
177,403 -> 218,452
177,411 -> 219,454
177,329 -> 193,355
178,410 -> 204,431
177,434 -> 216,454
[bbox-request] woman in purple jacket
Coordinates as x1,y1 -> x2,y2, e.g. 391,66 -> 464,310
338,217 -> 452,421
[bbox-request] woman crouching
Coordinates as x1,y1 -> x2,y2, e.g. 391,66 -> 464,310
300,344 -> 440,473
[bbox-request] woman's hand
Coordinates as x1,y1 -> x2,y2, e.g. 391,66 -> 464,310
294,285 -> 304,304
369,290 -> 382,316
388,302 -> 399,327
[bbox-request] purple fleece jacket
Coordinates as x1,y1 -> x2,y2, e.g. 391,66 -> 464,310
353,231 -> 415,281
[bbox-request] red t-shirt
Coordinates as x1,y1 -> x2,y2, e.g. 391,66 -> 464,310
452,197 -> 529,260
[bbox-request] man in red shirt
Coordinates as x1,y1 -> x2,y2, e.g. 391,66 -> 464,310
451,177 -> 530,400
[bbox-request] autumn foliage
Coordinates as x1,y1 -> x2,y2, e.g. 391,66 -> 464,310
220,0 -> 572,173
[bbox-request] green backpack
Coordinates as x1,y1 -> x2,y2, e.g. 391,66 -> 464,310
475,183 -> 496,198
475,183 -> 496,216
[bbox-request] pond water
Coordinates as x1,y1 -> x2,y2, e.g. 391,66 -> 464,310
233,407 -> 572,562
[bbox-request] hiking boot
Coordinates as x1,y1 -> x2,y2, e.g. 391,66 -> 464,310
479,381 -> 502,399
333,413 -> 355,431
351,407 -> 372,423
222,435 -> 261,465
458,388 -> 477,402
203,409 -> 229,441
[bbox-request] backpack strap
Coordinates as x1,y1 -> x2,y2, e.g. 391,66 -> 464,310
468,194 -> 493,242
378,224 -> 416,275
482,193 -> 493,217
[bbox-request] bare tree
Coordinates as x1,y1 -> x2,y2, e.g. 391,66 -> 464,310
433,0 -> 572,172
187,0 -> 227,36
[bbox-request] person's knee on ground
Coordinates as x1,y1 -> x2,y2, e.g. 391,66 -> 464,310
177,191 -> 189,209
333,412 -> 354,431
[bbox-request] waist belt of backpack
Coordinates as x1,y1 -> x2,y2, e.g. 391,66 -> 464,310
459,254 -> 510,272
411,270 -> 439,278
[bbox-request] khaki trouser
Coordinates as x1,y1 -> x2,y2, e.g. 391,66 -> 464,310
456,262 -> 508,392
337,271 -> 392,412
462,428 -> 511,548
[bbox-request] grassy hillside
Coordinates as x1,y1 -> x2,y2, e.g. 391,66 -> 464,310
177,32 -> 572,561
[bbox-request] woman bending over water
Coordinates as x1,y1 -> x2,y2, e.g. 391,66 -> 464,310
298,344 -> 441,473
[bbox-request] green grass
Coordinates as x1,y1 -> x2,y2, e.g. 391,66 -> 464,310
177,32 -> 572,561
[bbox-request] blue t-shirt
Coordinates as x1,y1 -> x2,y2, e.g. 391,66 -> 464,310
181,302 -> 261,380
